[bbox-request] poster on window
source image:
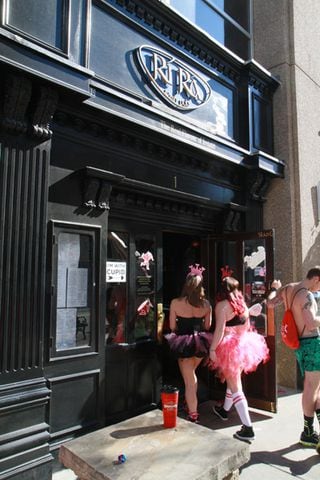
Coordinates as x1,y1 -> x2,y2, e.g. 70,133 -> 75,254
57,233 -> 81,308
57,267 -> 67,308
66,268 -> 88,307
56,308 -> 77,350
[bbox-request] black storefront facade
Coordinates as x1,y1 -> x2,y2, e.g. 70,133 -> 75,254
0,1 -> 284,479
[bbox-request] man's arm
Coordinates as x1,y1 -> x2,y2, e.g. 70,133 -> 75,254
266,279 -> 284,309
301,290 -> 320,330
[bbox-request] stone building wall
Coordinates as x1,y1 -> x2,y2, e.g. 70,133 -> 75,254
253,0 -> 320,388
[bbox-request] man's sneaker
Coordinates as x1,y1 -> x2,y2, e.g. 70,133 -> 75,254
299,431 -> 319,448
233,425 -> 255,443
212,404 -> 228,421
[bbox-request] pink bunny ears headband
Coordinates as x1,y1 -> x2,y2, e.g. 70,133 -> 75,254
188,264 -> 206,277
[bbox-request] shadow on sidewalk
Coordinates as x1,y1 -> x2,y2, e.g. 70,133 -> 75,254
197,400 -> 274,430
240,443 -> 320,476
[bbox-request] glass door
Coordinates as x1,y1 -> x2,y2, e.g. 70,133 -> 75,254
204,229 -> 277,412
105,224 -> 161,421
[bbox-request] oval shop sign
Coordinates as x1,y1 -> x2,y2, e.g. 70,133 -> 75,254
136,45 -> 211,111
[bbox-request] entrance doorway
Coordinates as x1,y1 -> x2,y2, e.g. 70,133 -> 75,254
161,229 -> 277,413
161,232 -> 211,405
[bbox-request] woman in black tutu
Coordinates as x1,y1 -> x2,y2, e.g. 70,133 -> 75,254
165,265 -> 212,422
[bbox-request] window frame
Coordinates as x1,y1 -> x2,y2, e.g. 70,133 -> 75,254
106,222 -> 160,346
251,92 -> 273,154
165,0 -> 252,60
106,230 -> 129,345
48,220 -> 101,361
2,0 -> 70,56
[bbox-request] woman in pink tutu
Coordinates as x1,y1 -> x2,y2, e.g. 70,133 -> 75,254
165,264 -> 212,422
209,274 -> 269,442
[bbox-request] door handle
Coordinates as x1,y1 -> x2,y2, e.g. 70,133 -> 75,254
157,303 -> 164,343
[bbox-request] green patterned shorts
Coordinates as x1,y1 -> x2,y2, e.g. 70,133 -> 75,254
295,336 -> 320,376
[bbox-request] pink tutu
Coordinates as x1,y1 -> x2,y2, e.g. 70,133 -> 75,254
209,327 -> 269,381
165,331 -> 213,358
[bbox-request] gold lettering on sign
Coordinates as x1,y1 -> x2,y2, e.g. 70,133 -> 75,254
257,230 -> 273,238
137,45 -> 211,111
152,53 -> 172,85
178,69 -> 201,100
152,53 -> 201,102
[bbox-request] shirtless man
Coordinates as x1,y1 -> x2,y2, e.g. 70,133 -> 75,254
268,267 -> 320,452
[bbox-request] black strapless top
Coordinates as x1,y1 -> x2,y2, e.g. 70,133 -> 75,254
176,316 -> 204,335
227,314 -> 246,326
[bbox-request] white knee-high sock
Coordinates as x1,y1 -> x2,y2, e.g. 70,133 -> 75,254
223,389 -> 233,411
232,391 -> 252,427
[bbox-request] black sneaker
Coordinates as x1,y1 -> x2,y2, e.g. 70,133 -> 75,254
299,431 -> 319,448
212,405 -> 228,421
234,425 -> 255,443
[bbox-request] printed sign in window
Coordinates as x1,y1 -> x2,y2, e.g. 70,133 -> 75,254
106,261 -> 127,283
56,308 -> 77,350
67,268 -> 88,307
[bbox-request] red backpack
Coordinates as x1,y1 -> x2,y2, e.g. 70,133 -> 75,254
281,287 -> 306,349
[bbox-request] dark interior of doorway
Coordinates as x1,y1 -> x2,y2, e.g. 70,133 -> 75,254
162,232 -> 211,409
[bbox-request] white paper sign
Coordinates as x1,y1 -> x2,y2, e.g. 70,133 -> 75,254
106,261 -> 127,282
67,268 -> 88,307
56,308 -> 77,350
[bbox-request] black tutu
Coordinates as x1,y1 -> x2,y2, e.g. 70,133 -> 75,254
165,331 -> 213,358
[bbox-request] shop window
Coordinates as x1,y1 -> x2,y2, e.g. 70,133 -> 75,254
131,234 -> 156,343
106,230 -> 157,345
252,94 -> 272,153
244,239 -> 267,336
211,0 -> 250,31
209,80 -> 234,138
106,232 -> 128,345
50,223 -> 99,358
3,0 -> 69,52
214,237 -> 268,336
168,0 -> 251,59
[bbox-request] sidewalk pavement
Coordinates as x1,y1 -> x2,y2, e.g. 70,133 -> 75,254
53,386 -> 320,479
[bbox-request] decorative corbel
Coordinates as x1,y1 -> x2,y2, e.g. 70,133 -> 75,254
83,178 -> 100,208
0,73 -> 58,139
224,203 -> 247,232
0,74 -> 32,134
31,85 -> 58,139
224,210 -> 241,232
248,171 -> 271,202
97,181 -> 113,210
82,167 -> 125,211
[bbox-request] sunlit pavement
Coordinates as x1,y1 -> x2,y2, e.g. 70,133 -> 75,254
198,387 -> 320,479
52,386 -> 320,479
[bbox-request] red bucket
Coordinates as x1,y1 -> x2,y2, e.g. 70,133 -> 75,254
161,386 -> 179,428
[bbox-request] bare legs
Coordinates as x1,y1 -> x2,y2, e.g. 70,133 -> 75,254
178,357 -> 203,414
302,371 -> 320,417
226,372 -> 242,394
